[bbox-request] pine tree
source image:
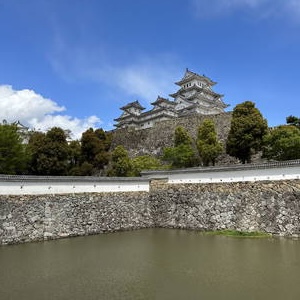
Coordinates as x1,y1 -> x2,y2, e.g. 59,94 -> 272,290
226,101 -> 268,163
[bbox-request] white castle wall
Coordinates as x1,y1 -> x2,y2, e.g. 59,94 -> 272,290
0,161 -> 299,195
142,161 -> 300,184
0,177 -> 150,195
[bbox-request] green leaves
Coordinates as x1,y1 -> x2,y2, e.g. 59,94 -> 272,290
0,123 -> 29,174
109,145 -> 132,177
197,119 -> 223,166
163,126 -> 197,168
226,101 -> 268,163
262,125 -> 300,161
28,127 -> 69,175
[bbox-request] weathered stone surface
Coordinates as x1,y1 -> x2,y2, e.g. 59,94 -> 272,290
111,112 -> 234,163
0,180 -> 300,245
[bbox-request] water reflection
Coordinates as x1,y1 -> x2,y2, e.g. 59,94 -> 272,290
1,229 -> 300,300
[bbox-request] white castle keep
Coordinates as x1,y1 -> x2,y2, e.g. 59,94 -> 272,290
114,69 -> 228,129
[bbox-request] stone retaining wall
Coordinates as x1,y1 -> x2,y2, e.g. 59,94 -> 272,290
0,192 -> 152,245
1,179 -> 300,245
111,112 -> 232,159
150,179 -> 300,236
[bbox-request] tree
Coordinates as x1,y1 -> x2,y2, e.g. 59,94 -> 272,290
174,126 -> 192,146
108,145 -> 132,177
67,140 -> 82,174
262,125 -> 300,161
162,126 -> 197,168
197,119 -> 223,166
286,115 -> 300,129
0,123 -> 30,174
163,144 -> 197,168
131,155 -> 163,176
226,101 -> 268,163
28,127 -> 69,175
81,128 -> 111,170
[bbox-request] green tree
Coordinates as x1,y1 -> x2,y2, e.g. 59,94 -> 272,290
131,155 -> 163,176
226,101 -> 268,163
197,119 -> 223,166
174,126 -> 192,146
162,126 -> 197,168
286,115 -> 300,129
28,127 -> 69,175
68,140 -> 81,173
0,123 -> 30,174
262,125 -> 300,161
163,144 -> 196,168
108,145 -> 132,177
81,128 -> 111,170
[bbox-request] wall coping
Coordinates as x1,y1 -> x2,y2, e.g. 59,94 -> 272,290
141,160 -> 300,177
0,174 -> 150,183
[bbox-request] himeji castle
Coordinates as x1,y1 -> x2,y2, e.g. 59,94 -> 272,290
114,68 -> 229,129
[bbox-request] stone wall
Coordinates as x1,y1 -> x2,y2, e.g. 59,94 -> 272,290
1,179 -> 300,245
149,179 -> 300,236
111,112 -> 233,158
0,192 -> 152,245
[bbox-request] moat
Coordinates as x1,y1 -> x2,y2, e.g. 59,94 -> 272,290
1,229 -> 300,300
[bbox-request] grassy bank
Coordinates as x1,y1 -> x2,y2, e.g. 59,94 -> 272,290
205,230 -> 271,238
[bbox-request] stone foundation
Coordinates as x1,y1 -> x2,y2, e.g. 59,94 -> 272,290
1,180 -> 300,245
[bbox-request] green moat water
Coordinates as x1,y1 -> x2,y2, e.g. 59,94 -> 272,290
1,229 -> 300,300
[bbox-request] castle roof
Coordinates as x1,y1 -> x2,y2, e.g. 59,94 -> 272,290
169,84 -> 222,99
151,96 -> 175,106
120,100 -> 145,111
175,68 -> 216,87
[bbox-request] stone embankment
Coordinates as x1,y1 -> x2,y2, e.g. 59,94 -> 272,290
0,192 -> 152,245
1,178 -> 300,245
111,112 -> 232,158
150,179 -> 300,235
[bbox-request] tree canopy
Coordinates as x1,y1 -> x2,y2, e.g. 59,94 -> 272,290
79,128 -> 111,174
108,145 -> 132,177
131,155 -> 163,176
226,101 -> 268,163
0,123 -> 29,174
162,126 -> 197,168
197,119 -> 223,166
262,125 -> 300,161
286,115 -> 300,129
28,127 -> 69,175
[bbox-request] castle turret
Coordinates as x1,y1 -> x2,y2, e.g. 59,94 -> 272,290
114,100 -> 145,129
170,68 -> 228,115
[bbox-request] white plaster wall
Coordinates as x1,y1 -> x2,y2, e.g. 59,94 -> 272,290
168,166 -> 300,184
0,180 -> 150,195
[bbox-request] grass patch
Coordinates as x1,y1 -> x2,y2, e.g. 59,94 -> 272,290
205,229 -> 271,238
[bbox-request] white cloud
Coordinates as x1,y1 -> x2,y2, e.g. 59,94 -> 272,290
0,85 -> 101,139
103,57 -> 181,103
191,0 -> 300,20
49,35 -> 182,105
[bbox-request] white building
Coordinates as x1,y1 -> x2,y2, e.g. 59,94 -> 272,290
114,69 -> 228,129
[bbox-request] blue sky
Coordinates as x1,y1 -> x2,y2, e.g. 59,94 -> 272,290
0,0 -> 300,138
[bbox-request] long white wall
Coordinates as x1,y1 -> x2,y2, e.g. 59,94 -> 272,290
0,177 -> 150,195
0,161 -> 299,195
142,160 -> 300,184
